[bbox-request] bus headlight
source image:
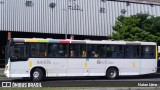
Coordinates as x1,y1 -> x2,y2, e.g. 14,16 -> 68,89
5,65 -> 8,70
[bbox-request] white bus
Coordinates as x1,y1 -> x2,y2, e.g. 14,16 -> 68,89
4,38 -> 158,81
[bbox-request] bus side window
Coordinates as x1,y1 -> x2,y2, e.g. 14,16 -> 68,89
87,45 -> 98,58
124,45 -> 134,58
133,46 -> 141,58
82,50 -> 86,57
69,44 -> 79,57
48,44 -> 67,57
110,45 -> 123,58
30,43 -> 46,57
106,45 -> 111,58
98,45 -> 106,58
30,44 -> 35,57
49,44 -> 58,57
142,46 -> 155,59
58,44 -> 66,57
39,51 -> 45,57
70,49 -> 75,57
80,44 -> 86,57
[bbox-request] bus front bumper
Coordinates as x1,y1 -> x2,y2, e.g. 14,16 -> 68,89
4,66 -> 9,77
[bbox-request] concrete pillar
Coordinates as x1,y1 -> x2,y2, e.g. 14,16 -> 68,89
70,35 -> 74,40
8,32 -> 11,40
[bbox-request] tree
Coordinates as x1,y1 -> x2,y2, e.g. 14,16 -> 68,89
110,13 -> 160,44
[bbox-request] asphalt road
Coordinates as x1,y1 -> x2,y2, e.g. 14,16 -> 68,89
1,74 -> 160,87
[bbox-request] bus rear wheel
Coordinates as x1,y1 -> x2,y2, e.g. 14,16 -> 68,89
31,68 -> 43,81
106,68 -> 119,79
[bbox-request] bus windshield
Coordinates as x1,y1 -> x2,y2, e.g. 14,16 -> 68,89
10,44 -> 28,59
5,41 -> 10,65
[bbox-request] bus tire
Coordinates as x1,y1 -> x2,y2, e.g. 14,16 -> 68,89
31,68 -> 43,81
106,67 -> 119,79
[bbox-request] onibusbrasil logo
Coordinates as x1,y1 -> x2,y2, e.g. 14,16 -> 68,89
2,82 -> 42,87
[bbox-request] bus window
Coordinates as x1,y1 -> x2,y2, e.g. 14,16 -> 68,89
106,45 -> 112,58
69,44 -> 80,57
87,45 -> 98,58
133,46 -> 141,58
48,44 -> 67,57
80,44 -> 86,57
109,45 -> 123,58
48,44 -> 58,57
30,43 -> 46,57
58,44 -> 66,57
142,46 -> 155,59
98,45 -> 106,58
10,44 -> 28,59
124,45 -> 134,58
105,45 -> 123,58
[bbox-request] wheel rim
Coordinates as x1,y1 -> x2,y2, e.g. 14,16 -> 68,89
33,71 -> 40,79
109,71 -> 116,78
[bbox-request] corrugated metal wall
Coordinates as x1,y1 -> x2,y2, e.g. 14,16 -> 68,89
0,0 -> 2,30
0,0 -> 160,36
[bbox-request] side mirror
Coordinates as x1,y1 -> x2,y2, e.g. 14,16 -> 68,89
11,56 -> 18,59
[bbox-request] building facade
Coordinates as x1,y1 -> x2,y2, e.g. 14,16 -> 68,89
0,0 -> 160,36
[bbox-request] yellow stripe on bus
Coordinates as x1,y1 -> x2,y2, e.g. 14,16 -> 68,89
84,62 -> 88,69
132,62 -> 136,68
156,45 -> 158,60
26,39 -> 38,42
29,60 -> 33,68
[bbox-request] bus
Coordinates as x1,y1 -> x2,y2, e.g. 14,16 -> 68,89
4,38 -> 158,81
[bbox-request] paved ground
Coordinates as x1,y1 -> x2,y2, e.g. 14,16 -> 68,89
1,68 -> 160,87
1,74 -> 160,87
64,87 -> 160,90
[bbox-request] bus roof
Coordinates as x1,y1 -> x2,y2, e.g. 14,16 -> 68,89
11,38 -> 156,45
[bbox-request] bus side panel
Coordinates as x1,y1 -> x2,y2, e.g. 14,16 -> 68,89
48,58 -> 67,77
140,59 -> 157,74
87,59 -> 106,76
106,59 -> 141,76
10,61 -> 30,77
30,58 -> 68,77
67,58 -> 84,76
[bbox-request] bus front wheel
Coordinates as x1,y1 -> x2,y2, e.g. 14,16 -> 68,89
31,68 -> 43,81
106,67 -> 119,79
